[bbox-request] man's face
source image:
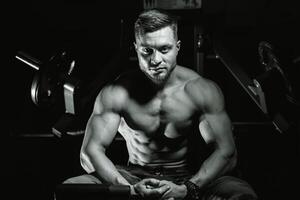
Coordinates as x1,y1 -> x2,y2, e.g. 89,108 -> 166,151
134,26 -> 180,85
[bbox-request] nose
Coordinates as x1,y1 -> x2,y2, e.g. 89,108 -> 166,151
150,50 -> 162,66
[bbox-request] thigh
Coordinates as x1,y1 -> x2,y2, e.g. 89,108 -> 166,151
64,166 -> 142,185
203,176 -> 258,200
116,165 -> 142,185
63,174 -> 102,184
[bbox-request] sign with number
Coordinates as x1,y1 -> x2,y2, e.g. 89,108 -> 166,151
143,0 -> 202,10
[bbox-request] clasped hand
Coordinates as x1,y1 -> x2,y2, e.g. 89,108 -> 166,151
132,178 -> 187,200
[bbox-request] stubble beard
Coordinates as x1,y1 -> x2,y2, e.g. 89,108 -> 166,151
144,67 -> 168,85
145,65 -> 176,86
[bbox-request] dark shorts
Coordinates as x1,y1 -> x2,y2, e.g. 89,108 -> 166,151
64,163 -> 257,199
116,163 -> 193,185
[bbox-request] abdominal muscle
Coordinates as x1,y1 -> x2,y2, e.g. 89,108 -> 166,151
118,117 -> 189,168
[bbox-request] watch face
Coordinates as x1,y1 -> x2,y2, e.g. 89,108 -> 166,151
184,180 -> 202,199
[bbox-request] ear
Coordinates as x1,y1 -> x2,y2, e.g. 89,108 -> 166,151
133,42 -> 137,51
176,40 -> 181,51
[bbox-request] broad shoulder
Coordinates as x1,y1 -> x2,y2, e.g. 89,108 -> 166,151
184,75 -> 225,113
95,69 -> 141,108
94,84 -> 129,114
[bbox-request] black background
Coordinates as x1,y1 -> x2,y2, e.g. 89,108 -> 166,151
2,1 -> 299,199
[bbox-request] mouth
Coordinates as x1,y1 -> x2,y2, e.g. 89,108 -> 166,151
150,68 -> 166,76
149,67 -> 166,72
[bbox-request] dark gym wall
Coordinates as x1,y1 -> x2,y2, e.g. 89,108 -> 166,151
5,1 -> 140,133
3,2 -> 201,199
3,1 -> 299,200
3,2 -> 143,199
5,1 -> 202,136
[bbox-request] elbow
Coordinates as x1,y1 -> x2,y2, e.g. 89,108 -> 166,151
229,149 -> 238,170
84,145 -> 93,160
219,147 -> 238,171
223,148 -> 238,171
80,145 -> 98,174
80,143 -> 106,173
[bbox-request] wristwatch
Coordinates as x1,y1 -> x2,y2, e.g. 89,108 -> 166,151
183,180 -> 203,200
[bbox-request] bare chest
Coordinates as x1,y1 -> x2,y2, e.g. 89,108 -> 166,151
121,89 -> 197,137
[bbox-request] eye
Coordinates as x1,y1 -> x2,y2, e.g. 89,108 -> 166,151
160,46 -> 170,54
141,47 -> 153,55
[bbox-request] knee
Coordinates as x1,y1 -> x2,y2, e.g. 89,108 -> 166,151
62,174 -> 102,184
230,193 -> 258,200
63,177 -> 80,184
207,176 -> 258,200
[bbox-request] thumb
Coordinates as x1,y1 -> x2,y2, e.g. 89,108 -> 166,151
143,178 -> 161,187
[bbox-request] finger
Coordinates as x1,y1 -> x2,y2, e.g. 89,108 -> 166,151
208,195 -> 215,200
211,195 -> 225,200
211,196 -> 219,200
159,186 -> 173,200
142,188 -> 161,197
158,180 -> 169,187
146,184 -> 170,197
143,178 -> 161,187
156,184 -> 171,194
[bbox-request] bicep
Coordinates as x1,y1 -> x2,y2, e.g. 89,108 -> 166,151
201,111 -> 235,156
191,79 -> 235,156
84,87 -> 123,153
86,112 -> 121,151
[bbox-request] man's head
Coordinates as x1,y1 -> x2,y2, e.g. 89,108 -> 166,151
134,9 -> 181,85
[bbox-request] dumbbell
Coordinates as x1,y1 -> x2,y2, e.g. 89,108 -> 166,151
15,50 -> 79,112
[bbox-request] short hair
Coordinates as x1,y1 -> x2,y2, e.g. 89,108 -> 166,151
134,8 -> 178,41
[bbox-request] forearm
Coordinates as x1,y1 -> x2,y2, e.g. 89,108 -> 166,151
88,149 -> 130,185
189,149 -> 237,188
